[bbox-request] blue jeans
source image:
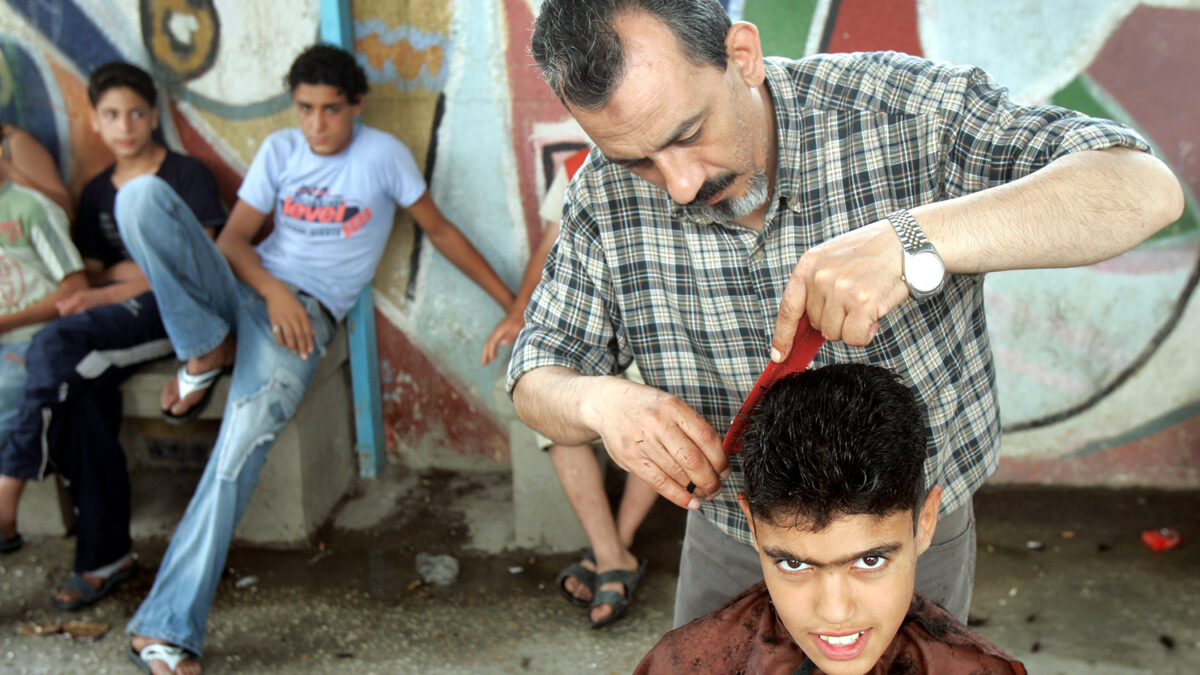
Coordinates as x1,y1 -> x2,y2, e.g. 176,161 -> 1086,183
116,175 -> 336,655
0,341 -> 31,446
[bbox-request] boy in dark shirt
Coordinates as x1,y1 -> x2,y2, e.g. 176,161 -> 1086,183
637,364 -> 1026,674
0,62 -> 224,610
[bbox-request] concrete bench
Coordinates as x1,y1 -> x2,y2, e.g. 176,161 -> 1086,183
492,376 -> 598,553
18,327 -> 356,548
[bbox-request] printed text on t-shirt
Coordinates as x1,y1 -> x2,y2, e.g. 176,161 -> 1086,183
280,186 -> 372,238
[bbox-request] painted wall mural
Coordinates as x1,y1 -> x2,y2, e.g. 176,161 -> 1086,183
2,0 -> 1197,485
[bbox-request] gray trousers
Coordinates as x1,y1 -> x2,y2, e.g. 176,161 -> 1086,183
672,499 -> 976,627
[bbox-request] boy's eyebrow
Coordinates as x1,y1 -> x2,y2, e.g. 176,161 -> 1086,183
761,542 -> 904,568
603,112 -> 704,166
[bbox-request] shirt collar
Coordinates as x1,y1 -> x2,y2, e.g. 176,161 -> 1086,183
763,57 -> 810,218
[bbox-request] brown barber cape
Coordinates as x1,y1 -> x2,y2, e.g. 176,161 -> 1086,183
635,583 -> 1026,674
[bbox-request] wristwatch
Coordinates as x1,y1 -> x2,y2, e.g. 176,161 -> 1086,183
887,209 -> 945,300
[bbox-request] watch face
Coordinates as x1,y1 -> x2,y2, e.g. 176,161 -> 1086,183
907,251 -> 945,293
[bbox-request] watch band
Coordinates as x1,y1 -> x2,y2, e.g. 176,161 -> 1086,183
887,209 -> 928,251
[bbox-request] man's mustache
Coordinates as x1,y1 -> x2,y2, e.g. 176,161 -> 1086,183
692,172 -> 737,204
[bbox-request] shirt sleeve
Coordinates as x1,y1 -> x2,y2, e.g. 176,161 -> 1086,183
506,193 -> 624,394
28,195 -> 84,281
238,132 -> 286,215
73,178 -> 106,262
385,135 -> 427,208
938,61 -> 1151,196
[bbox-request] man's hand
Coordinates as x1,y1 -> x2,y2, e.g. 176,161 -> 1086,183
583,377 -> 727,510
264,285 -> 315,359
56,288 -> 111,316
771,220 -> 910,359
481,309 -> 524,366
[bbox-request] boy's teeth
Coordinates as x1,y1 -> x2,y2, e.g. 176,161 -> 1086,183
820,632 -> 862,646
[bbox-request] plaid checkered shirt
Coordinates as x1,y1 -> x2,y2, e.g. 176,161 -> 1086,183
507,51 -> 1150,546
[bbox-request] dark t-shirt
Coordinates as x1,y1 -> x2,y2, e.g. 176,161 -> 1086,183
636,583 -> 1026,674
76,150 -> 225,266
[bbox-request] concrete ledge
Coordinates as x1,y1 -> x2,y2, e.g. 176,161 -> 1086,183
19,328 -> 356,548
493,376 -> 592,553
16,476 -> 74,537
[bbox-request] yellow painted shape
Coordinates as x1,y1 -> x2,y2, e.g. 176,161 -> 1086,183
357,33 -> 445,81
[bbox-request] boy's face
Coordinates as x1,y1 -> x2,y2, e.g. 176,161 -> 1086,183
90,87 -> 157,160
292,83 -> 363,156
740,488 -> 941,675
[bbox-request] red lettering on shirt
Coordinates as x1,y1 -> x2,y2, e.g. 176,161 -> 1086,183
0,220 -> 25,245
281,195 -> 355,225
341,208 -> 372,237
0,255 -> 27,308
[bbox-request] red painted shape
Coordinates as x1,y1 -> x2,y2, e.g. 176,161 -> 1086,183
992,414 -> 1200,488
825,0 -> 922,56
502,0 -> 580,251
1087,6 -> 1200,207
168,104 -> 242,209
375,309 -> 509,462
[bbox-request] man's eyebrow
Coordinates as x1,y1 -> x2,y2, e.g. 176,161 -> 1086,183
761,542 -> 904,568
604,112 -> 704,166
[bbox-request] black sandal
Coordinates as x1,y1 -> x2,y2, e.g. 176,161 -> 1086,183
555,550 -> 597,608
589,558 -> 649,629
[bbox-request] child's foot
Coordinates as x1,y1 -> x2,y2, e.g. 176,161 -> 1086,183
53,555 -> 137,608
161,336 -> 235,418
130,636 -> 202,675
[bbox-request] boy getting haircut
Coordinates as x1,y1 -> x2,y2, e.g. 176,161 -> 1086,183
637,364 -> 1026,674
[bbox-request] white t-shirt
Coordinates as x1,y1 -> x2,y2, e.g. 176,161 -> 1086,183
238,125 -> 426,319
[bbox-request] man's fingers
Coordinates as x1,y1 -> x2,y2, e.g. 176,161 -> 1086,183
771,270 -> 809,362
671,417 -> 725,497
632,460 -> 700,511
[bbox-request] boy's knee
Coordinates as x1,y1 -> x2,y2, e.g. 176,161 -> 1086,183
114,175 -> 173,239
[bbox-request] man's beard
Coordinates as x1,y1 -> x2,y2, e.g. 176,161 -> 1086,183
681,170 -> 769,223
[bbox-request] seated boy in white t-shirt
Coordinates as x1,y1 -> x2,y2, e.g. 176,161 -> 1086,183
120,44 -> 514,675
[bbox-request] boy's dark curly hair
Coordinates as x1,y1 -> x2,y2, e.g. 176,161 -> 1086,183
286,44 -> 369,104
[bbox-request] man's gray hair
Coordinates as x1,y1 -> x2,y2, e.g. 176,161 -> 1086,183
531,0 -> 732,111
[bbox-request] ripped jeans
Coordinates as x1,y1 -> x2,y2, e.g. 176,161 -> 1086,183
116,175 -> 334,655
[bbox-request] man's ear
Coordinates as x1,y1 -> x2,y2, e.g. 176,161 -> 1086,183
725,21 -> 765,88
150,106 -> 159,131
915,486 -> 942,556
737,492 -> 761,551
89,109 -> 100,135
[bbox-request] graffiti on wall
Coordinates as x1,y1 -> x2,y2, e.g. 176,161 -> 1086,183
3,0 -> 1198,480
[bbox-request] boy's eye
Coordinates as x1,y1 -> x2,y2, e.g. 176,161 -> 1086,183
854,555 -> 887,571
776,559 -> 811,572
677,128 -> 701,145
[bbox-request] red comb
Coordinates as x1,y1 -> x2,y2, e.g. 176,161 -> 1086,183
722,318 -> 825,454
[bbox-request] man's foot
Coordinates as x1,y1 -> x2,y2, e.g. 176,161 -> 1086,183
130,636 -> 201,675
161,336 -> 235,420
53,556 -> 137,608
589,553 -> 648,627
555,552 -> 597,607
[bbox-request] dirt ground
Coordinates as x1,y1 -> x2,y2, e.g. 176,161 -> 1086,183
0,467 -> 1196,674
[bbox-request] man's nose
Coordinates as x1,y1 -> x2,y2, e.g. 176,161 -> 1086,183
656,150 -> 704,205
